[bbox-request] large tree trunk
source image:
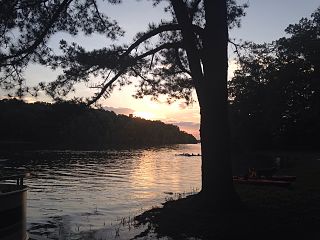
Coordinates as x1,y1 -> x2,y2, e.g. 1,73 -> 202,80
172,0 -> 240,208
198,86 -> 239,207
197,0 -> 239,207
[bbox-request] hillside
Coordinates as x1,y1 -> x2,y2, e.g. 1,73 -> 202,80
0,99 -> 197,149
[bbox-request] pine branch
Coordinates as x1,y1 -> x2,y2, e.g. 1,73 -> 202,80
0,0 -> 73,65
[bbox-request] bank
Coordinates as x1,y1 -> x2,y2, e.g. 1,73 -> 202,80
134,151 -> 320,239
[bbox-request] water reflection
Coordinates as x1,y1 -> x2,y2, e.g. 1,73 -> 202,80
0,144 -> 201,239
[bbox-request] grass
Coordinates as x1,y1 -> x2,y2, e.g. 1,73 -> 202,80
134,151 -> 320,240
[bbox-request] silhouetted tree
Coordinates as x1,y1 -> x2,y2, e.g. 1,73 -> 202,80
229,7 -> 320,149
0,0 -> 123,97
1,0 -> 248,207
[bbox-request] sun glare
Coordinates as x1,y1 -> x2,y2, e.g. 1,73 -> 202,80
133,111 -> 155,120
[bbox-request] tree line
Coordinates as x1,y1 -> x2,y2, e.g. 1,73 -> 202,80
0,99 -> 197,149
229,7 -> 320,151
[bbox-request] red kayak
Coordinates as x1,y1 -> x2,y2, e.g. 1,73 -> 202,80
233,176 -> 295,187
267,175 -> 296,182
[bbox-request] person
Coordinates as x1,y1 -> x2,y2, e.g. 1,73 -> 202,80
275,156 -> 281,169
248,167 -> 257,178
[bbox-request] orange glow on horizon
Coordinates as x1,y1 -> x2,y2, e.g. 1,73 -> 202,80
133,111 -> 156,120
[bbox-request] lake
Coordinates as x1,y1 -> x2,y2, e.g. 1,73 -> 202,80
0,144 -> 201,240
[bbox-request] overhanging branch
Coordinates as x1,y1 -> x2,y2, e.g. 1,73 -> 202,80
136,42 -> 183,60
87,41 -> 183,105
91,0 -> 110,31
87,70 -> 124,105
123,23 -> 204,56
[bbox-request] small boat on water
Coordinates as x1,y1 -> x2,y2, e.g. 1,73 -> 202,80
176,153 -> 201,157
233,175 -> 296,187
0,173 -> 29,240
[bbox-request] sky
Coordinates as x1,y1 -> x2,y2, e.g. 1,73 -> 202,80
2,0 -> 320,139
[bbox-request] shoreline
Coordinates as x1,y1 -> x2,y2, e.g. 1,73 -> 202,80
134,151 -> 320,239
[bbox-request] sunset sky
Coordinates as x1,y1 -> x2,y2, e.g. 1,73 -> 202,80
1,0 -> 319,139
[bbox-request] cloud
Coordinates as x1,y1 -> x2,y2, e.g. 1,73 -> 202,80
103,106 -> 134,115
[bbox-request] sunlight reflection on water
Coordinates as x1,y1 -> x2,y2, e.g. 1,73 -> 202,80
1,144 -> 201,239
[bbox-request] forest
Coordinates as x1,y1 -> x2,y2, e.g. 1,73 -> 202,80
229,7 -> 320,151
0,99 -> 197,149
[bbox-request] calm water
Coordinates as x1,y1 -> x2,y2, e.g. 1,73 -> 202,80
0,144 -> 201,239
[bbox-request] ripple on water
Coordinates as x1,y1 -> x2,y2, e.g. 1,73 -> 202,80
2,144 -> 201,239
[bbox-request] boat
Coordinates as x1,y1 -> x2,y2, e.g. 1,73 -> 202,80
0,173 -> 29,240
233,175 -> 295,187
267,175 -> 296,182
176,153 -> 201,157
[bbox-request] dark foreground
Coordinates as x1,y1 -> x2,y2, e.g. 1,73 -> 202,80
134,152 -> 320,239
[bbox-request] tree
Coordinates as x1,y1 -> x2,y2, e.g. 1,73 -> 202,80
229,7 -> 320,150
1,0 -> 247,207
0,0 -> 123,97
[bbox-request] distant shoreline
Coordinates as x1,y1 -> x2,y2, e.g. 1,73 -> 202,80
0,99 -> 198,148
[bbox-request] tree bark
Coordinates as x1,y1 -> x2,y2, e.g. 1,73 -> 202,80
197,0 -> 239,207
200,0 -> 240,207
198,86 -> 239,208
172,0 -> 240,208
